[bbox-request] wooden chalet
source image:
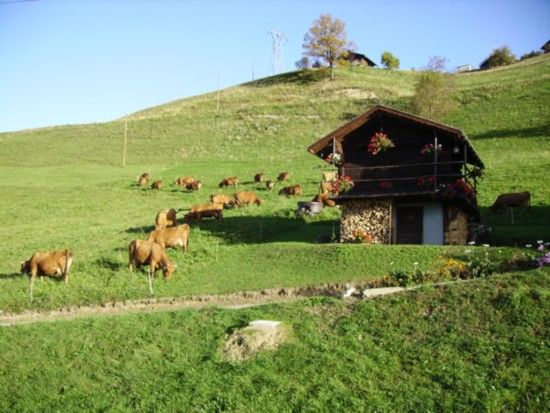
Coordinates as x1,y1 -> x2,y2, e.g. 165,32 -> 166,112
345,51 -> 377,67
307,105 -> 485,245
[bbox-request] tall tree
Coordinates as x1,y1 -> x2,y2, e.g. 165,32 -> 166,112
412,57 -> 456,120
302,14 -> 352,80
380,51 -> 400,69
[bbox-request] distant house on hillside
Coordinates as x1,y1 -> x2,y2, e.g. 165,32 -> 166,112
344,51 -> 377,67
307,105 -> 485,245
479,56 -> 492,70
542,40 -> 550,53
456,64 -> 474,73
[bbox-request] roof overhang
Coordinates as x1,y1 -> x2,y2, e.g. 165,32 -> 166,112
307,105 -> 484,168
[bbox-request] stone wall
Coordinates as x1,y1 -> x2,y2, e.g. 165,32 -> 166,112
444,206 -> 468,245
340,199 -> 392,243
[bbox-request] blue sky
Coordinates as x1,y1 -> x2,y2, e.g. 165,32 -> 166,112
0,0 -> 548,132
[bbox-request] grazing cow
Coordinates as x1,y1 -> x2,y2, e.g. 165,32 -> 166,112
277,172 -> 290,182
322,171 -> 337,183
254,173 -> 264,183
312,193 -> 336,207
279,184 -> 302,197
128,240 -> 174,280
234,191 -> 262,207
185,180 -> 202,191
490,191 -> 531,213
219,177 -> 239,188
266,180 -> 274,191
320,181 -> 335,195
210,193 -> 235,208
174,176 -> 197,187
151,180 -> 162,190
185,203 -> 224,221
138,172 -> 150,187
21,250 -> 73,284
148,224 -> 190,253
155,208 -> 178,230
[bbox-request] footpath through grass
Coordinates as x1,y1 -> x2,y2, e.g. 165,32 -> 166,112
0,271 -> 547,411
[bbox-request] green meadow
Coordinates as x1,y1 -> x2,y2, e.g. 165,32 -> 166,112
0,54 -> 548,411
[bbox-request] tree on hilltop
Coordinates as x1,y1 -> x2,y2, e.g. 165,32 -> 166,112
480,46 -> 516,69
302,14 -> 353,80
381,51 -> 400,69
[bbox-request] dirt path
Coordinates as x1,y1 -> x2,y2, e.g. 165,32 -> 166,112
0,283 -> 410,327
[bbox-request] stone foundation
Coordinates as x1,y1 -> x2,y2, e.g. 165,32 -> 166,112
340,200 -> 392,243
444,207 -> 468,245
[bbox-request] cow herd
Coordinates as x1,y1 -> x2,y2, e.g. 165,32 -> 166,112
18,169 -> 321,298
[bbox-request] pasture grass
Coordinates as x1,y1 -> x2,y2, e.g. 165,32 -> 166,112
0,271 -> 547,411
0,55 -> 549,313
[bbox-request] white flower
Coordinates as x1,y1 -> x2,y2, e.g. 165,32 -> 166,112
468,241 -> 476,245
537,240 -> 543,244
464,249 -> 472,254
525,244 -> 532,248
413,262 -> 418,266
483,244 -> 490,248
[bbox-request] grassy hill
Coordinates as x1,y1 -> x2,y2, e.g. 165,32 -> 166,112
0,54 -> 548,313
0,52 -> 549,411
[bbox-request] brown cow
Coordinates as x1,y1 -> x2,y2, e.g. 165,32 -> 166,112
320,181 -> 334,195
279,184 -> 302,196
151,180 -> 162,190
322,171 -> 337,183
254,173 -> 264,183
148,224 -> 190,253
266,180 -> 274,191
185,203 -> 223,221
128,240 -> 174,280
234,191 -> 262,206
490,191 -> 531,213
21,250 -> 73,284
277,172 -> 290,182
174,176 -> 197,187
210,193 -> 236,208
185,180 -> 202,191
312,193 -> 336,207
137,172 -> 150,187
219,177 -> 239,188
155,208 -> 178,230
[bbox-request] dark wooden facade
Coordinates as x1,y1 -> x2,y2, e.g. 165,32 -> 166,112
345,51 -> 377,67
307,105 -> 485,244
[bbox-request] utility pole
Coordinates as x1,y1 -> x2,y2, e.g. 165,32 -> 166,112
216,75 -> 220,111
122,118 -> 128,167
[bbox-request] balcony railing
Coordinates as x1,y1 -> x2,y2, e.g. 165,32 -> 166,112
338,160 -> 478,201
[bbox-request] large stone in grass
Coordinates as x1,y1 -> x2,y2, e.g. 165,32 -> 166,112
222,320 -> 287,362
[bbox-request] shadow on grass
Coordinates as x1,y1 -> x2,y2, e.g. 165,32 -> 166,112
0,272 -> 23,280
471,125 -> 550,140
94,258 -> 126,271
188,214 -> 337,245
125,225 -> 156,235
480,205 -> 550,246
243,68 -> 330,88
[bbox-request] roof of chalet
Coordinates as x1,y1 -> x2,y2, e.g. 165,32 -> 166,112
307,105 -> 484,168
542,40 -> 550,52
345,50 -> 377,67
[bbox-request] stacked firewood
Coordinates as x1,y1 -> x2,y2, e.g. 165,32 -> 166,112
340,200 -> 391,243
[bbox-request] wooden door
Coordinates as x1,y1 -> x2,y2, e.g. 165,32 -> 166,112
396,206 -> 423,244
